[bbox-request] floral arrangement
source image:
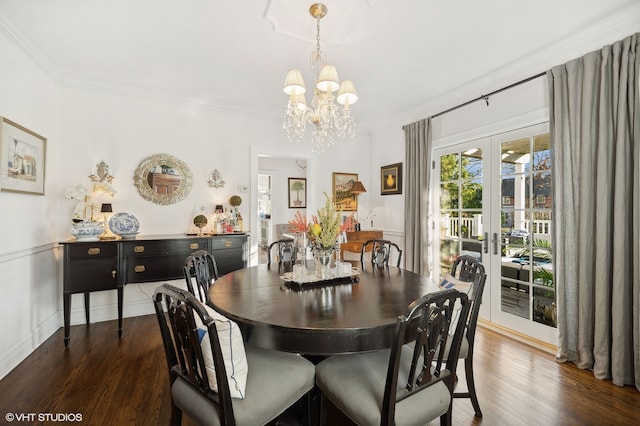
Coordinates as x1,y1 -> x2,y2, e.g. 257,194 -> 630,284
64,181 -> 116,222
289,192 -> 353,251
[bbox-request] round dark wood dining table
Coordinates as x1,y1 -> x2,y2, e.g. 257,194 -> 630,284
208,262 -> 436,355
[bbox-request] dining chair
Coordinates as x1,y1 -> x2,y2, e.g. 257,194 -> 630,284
183,249 -> 220,304
360,239 -> 403,268
153,283 -> 316,426
267,238 -> 297,266
316,288 -> 471,426
446,254 -> 487,417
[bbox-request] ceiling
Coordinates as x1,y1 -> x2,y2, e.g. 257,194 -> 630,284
0,0 -> 638,131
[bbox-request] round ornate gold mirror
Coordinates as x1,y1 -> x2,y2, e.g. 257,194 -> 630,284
133,153 -> 192,205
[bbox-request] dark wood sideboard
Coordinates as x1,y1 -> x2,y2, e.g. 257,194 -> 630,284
59,233 -> 248,346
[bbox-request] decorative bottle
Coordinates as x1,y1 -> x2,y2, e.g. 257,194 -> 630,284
236,212 -> 243,232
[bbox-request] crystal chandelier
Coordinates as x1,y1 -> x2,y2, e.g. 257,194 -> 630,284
283,3 -> 358,152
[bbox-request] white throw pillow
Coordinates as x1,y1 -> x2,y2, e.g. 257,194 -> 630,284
194,304 -> 248,399
438,273 -> 474,332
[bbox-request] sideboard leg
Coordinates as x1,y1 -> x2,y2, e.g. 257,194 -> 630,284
84,292 -> 90,325
64,292 -> 71,347
117,286 -> 123,338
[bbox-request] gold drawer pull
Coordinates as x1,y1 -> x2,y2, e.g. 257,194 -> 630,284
134,265 -> 146,273
224,240 -> 233,247
134,246 -> 145,253
189,243 -> 200,250
87,247 -> 101,255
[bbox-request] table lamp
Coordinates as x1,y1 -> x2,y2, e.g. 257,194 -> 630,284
350,181 -> 366,194
99,203 -> 117,240
349,181 -> 366,230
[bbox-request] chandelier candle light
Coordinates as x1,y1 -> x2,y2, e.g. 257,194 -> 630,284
283,3 -> 358,152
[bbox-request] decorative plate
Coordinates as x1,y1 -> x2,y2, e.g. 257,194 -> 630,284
109,213 -> 140,236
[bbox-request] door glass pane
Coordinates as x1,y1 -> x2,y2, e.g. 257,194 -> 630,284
500,134 -> 555,327
439,237 -> 459,274
461,210 -> 483,259
533,133 -> 551,171
462,178 -> 482,209
440,154 -> 459,181
438,147 -> 483,275
440,183 -> 459,209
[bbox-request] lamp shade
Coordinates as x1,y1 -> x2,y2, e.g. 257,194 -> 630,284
283,69 -> 306,95
350,181 -> 367,194
337,80 -> 358,106
316,64 -> 340,93
100,203 -> 113,213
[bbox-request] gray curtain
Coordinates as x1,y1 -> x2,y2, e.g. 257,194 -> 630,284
402,117 -> 432,275
548,32 -> 640,390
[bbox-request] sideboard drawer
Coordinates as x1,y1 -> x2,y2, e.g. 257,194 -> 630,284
67,242 -> 118,258
122,238 -> 210,283
64,242 -> 119,293
211,235 -> 247,276
210,235 -> 244,250
122,238 -> 208,256
124,253 -> 188,283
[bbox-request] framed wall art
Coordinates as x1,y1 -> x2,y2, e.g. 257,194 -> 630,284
381,162 -> 402,195
288,177 -> 307,208
0,117 -> 47,195
332,172 -> 358,211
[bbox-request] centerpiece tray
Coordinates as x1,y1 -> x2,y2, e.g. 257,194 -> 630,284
281,267 -> 360,290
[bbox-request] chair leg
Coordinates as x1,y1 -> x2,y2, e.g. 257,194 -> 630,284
305,390 -> 316,426
318,392 -> 326,426
464,354 -> 482,417
440,409 -> 452,426
170,403 -> 182,426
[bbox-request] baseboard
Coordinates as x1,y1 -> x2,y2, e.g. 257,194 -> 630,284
65,281 -> 185,326
0,311 -> 59,380
478,319 -> 558,355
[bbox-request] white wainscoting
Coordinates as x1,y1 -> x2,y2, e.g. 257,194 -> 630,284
0,244 -> 59,380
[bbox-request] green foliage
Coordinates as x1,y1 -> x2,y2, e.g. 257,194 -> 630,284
532,238 -> 551,248
533,267 -> 554,287
511,242 -> 552,262
313,192 -> 342,250
440,154 -> 482,209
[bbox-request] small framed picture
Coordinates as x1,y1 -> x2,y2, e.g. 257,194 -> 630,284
381,163 -> 402,195
288,177 -> 306,208
0,117 -> 47,195
332,172 -> 358,211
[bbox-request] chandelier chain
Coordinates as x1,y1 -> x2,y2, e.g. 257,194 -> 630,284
316,17 -> 321,56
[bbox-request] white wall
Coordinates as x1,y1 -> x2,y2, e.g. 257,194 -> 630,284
0,27 -> 61,379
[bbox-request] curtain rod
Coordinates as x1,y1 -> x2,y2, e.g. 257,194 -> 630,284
431,71 -> 547,119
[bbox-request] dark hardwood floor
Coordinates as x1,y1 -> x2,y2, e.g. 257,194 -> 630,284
1,314 -> 639,425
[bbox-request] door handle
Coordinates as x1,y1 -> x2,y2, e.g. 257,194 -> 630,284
491,232 -> 499,255
483,232 -> 489,254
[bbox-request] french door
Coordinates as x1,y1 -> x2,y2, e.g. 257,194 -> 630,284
433,122 -> 556,344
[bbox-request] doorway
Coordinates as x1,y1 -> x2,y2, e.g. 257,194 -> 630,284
433,122 -> 556,344
251,148 -> 313,266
